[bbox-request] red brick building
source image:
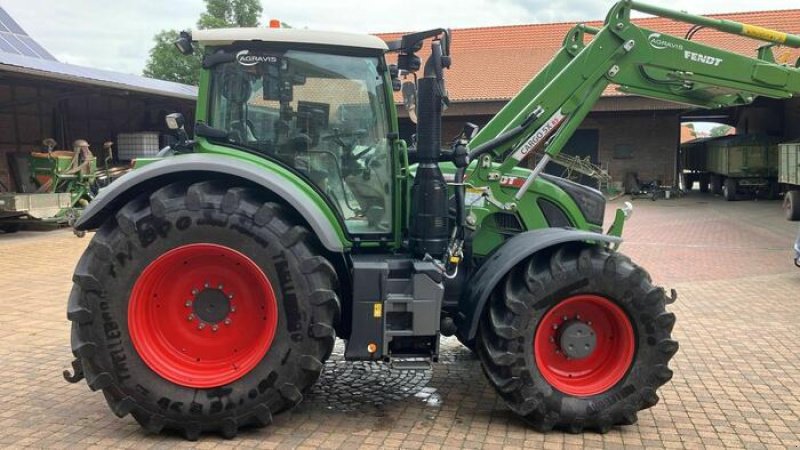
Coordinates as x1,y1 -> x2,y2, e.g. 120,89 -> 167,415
380,10 -> 800,187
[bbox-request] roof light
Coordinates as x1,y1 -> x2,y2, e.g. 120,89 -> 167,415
269,19 -> 281,29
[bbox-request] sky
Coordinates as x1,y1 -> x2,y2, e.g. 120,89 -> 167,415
3,0 -> 800,76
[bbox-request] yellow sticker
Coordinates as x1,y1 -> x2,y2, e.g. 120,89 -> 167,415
373,302 -> 382,318
742,24 -> 787,44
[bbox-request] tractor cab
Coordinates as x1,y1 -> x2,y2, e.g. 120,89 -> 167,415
189,28 -> 397,235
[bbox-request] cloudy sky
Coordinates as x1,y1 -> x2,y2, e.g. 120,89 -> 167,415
3,0 -> 799,75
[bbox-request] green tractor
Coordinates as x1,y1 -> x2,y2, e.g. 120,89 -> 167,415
65,0 -> 800,439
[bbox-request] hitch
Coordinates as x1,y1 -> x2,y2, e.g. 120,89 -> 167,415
63,357 -> 85,383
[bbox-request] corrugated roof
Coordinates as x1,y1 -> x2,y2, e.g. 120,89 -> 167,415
378,9 -> 800,103
0,51 -> 198,100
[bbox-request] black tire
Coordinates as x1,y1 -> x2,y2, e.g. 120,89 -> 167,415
67,180 -> 340,440
723,178 -> 737,201
699,174 -> 709,193
710,175 -> 722,195
785,190 -> 800,221
0,222 -> 20,233
477,244 -> 677,433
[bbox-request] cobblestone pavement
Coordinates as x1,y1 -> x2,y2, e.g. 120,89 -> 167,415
1,193 -> 799,448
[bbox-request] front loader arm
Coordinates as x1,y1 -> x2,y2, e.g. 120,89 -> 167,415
465,0 -> 800,199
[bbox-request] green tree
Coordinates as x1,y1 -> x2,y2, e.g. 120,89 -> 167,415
143,0 -> 263,85
710,125 -> 733,137
142,30 -> 202,85
198,0 -> 262,29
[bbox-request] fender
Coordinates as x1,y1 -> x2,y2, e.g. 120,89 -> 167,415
75,153 -> 348,252
456,228 -> 621,342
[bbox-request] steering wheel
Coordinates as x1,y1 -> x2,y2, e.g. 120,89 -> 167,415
229,119 -> 257,142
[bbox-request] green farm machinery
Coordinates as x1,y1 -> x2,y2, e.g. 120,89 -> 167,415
0,141 -> 98,231
64,0 -> 800,439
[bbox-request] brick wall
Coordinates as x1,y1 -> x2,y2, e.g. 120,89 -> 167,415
406,110 -> 681,188
582,111 -> 680,186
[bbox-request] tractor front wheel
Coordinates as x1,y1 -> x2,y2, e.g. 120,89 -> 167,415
477,244 -> 677,433
67,181 -> 339,439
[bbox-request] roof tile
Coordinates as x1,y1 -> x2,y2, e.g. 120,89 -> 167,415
378,9 -> 800,102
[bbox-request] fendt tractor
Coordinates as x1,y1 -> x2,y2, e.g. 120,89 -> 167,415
63,0 -> 800,439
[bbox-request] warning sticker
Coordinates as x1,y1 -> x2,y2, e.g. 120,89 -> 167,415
742,24 -> 787,44
465,187 -> 486,207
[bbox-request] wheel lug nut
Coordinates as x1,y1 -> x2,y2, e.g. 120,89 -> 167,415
204,282 -> 210,288
230,306 -> 236,313
228,294 -> 234,299
552,324 -> 558,330
198,322 -> 206,330
185,300 -> 192,307
212,325 -> 219,332
191,289 -> 198,295
218,284 -> 224,289
224,318 -> 232,326
562,315 -> 568,321
549,337 -> 555,343
187,313 -> 195,321
576,314 -> 581,320
587,321 -> 592,326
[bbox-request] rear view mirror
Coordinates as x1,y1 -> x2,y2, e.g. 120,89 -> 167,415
401,81 -> 417,124
165,113 -> 185,130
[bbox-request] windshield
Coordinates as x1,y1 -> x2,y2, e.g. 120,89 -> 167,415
208,50 -> 392,234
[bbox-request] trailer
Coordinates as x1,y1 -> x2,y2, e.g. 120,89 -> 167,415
780,140 -> 800,220
680,135 -> 781,201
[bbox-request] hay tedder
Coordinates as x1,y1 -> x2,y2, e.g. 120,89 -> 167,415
63,0 -> 800,439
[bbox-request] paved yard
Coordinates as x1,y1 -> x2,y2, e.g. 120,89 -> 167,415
1,193 -> 799,449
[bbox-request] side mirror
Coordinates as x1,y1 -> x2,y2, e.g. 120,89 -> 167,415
165,113 -> 185,131
401,81 -> 417,124
165,113 -> 190,149
174,31 -> 194,56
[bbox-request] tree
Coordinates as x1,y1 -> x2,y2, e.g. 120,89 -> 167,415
198,0 -> 262,29
142,31 -> 202,86
143,0 -> 263,85
710,125 -> 733,137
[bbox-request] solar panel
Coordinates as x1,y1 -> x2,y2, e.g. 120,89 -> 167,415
0,6 -> 56,61
0,35 -> 16,54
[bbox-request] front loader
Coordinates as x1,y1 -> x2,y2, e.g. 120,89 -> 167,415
64,0 -> 800,439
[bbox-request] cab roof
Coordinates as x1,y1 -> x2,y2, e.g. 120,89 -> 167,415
192,28 -> 388,51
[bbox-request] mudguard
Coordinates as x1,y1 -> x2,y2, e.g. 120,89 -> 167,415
456,228 -> 621,342
74,153 -> 347,252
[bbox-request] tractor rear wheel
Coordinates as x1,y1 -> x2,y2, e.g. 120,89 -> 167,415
67,181 -> 339,439
785,190 -> 800,221
477,244 -> 677,433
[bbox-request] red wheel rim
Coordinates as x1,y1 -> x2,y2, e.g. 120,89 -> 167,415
129,243 -> 277,388
534,295 -> 635,397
